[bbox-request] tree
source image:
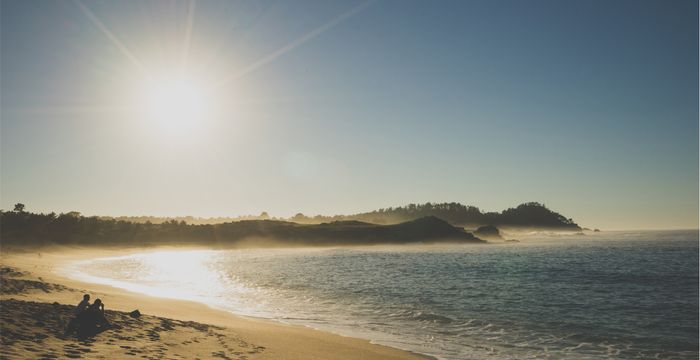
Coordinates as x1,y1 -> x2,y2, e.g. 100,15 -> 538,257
13,203 -> 25,213
292,213 -> 309,222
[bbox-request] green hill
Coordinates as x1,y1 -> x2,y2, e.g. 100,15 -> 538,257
290,202 -> 580,230
0,210 -> 483,247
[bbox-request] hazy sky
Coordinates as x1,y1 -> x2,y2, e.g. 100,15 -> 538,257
1,0 -> 698,230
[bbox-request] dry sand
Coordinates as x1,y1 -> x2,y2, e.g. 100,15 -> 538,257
0,247 -> 430,360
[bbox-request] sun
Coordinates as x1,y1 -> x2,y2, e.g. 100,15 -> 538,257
137,71 -> 215,136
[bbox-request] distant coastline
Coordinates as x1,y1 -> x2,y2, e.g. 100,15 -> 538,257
1,202 -> 580,248
97,202 -> 582,230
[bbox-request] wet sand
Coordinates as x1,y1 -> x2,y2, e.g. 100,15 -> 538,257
0,247 -> 430,360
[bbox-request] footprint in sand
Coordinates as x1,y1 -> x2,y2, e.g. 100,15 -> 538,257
62,345 -> 84,357
210,351 -> 232,360
23,344 -> 41,352
160,319 -> 175,331
63,351 -> 82,359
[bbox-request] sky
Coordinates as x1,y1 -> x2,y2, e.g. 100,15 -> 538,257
1,0 -> 698,230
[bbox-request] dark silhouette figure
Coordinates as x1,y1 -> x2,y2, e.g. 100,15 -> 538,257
76,298 -> 111,338
65,294 -> 90,335
75,294 -> 90,315
66,296 -> 112,338
87,299 -> 108,324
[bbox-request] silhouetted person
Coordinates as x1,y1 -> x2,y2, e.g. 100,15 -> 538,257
71,298 -> 112,338
66,294 -> 90,335
85,298 -> 110,327
75,294 -> 90,315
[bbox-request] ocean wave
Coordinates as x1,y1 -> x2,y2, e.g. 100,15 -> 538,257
62,231 -> 699,360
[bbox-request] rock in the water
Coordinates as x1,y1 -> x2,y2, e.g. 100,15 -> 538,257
474,225 -> 503,240
129,310 -> 141,318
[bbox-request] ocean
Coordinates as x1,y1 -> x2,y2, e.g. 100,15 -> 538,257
63,230 -> 699,359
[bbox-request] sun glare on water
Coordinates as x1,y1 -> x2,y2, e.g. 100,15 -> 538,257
67,250 -> 232,302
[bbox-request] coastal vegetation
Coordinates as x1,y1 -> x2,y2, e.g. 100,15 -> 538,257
1,205 -> 483,247
298,202 -> 580,229
94,202 -> 580,229
0,202 -> 579,247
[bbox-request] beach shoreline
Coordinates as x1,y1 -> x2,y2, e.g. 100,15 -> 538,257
0,245 -> 434,360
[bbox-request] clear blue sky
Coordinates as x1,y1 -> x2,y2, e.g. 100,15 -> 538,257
1,0 -> 698,230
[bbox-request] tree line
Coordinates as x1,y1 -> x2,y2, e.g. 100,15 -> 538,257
0,203 -> 487,246
0,202 -> 580,246
86,202 -> 579,229
288,202 -> 579,229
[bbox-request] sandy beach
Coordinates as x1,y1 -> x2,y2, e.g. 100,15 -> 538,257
0,246 -> 429,360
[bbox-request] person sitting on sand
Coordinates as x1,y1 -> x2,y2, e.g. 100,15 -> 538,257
75,294 -> 90,315
66,294 -> 91,335
69,298 -> 112,338
85,298 -> 110,327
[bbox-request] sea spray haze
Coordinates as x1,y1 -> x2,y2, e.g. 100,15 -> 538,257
66,230 -> 699,360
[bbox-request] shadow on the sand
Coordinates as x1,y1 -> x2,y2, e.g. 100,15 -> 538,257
75,324 -> 115,340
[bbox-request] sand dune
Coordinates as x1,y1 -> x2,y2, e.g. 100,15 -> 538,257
1,265 -> 265,359
1,298 -> 265,360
